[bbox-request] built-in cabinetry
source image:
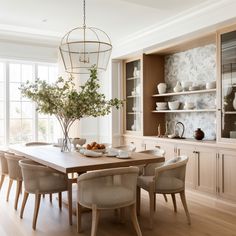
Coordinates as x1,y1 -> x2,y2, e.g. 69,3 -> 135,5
123,55 -> 165,136
217,25 -> 236,143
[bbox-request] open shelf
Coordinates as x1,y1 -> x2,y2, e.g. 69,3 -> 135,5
127,77 -> 140,81
127,112 -> 141,115
152,88 -> 216,97
127,95 -> 141,98
223,111 -> 236,114
152,109 -> 217,113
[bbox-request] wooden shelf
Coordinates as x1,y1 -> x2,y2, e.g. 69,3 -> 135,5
223,111 -> 236,114
152,109 -> 217,113
126,77 -> 140,81
127,112 -> 141,115
127,95 -> 140,98
152,88 -> 216,97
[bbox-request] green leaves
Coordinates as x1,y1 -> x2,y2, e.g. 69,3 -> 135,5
20,66 -> 123,122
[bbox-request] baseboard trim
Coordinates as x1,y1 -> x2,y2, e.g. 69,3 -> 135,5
186,189 -> 236,216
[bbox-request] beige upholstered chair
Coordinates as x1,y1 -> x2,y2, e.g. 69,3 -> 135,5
25,142 -> 51,146
19,159 -> 70,230
4,153 -> 25,210
138,148 -> 168,203
77,167 -> 142,236
137,156 -> 191,228
0,151 -> 10,191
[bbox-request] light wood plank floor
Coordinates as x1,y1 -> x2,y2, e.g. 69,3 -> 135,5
0,179 -> 236,236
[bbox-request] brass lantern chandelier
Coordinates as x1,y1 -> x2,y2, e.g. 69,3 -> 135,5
59,0 -> 112,74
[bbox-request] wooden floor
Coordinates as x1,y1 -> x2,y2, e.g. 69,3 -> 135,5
0,179 -> 236,236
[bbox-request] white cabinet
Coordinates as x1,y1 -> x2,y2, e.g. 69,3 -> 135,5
218,149 -> 236,201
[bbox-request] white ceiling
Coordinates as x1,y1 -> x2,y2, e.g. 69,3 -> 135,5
0,0 -> 218,45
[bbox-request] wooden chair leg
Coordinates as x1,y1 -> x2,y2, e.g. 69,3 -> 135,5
20,192 -> 29,219
91,205 -> 100,236
67,181 -> 73,225
49,193 -> 52,203
163,194 -> 168,202
58,192 -> 62,210
171,193 -> 177,212
180,191 -> 191,225
119,207 -> 126,223
14,180 -> 22,210
136,186 -> 141,216
130,204 -> 142,236
76,202 -> 82,233
32,194 -> 41,230
0,174 -> 5,191
6,179 -> 13,202
153,193 -> 156,211
148,184 -> 155,229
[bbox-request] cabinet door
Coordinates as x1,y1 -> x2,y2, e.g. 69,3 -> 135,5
195,147 -> 217,195
219,150 -> 236,201
178,145 -> 196,189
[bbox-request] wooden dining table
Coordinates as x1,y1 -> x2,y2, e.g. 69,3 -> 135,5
10,144 -> 165,225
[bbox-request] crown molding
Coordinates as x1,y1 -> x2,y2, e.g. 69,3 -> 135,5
112,0 -> 236,58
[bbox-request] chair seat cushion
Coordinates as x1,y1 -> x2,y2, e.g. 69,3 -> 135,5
80,186 -> 134,209
137,175 -> 184,193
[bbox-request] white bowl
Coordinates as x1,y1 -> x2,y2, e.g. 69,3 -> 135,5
184,102 -> 195,110
156,102 -> 167,109
168,101 -> 180,110
206,81 -> 216,89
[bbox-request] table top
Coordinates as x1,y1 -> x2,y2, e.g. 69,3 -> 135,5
9,144 -> 165,174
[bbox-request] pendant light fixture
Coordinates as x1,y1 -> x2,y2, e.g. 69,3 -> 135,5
59,0 -> 112,74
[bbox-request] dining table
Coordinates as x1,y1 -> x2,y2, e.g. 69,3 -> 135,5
9,144 -> 165,225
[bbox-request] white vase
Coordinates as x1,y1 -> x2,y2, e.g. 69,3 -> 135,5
173,81 -> 182,92
157,83 -> 167,94
233,92 -> 236,110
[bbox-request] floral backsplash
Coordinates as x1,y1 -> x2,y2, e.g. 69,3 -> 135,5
164,44 -> 217,140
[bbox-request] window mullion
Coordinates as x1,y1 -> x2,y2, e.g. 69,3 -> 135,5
34,64 -> 38,141
5,62 -> 9,146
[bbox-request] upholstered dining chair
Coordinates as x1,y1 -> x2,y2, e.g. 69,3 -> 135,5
4,153 -> 25,210
137,156 -> 191,229
0,151 -> 9,192
77,167 -> 142,236
25,141 -> 53,201
138,148 -> 168,204
19,159 -> 71,230
25,142 -> 51,146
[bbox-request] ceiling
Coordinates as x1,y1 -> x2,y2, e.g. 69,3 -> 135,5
0,0 -> 218,45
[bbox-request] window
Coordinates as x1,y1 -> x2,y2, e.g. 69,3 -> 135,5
0,60 -> 59,146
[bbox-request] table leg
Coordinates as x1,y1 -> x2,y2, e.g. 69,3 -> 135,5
67,178 -> 73,225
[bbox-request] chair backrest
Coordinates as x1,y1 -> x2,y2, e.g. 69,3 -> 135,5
139,148 -> 165,176
25,142 -> 51,146
19,159 -> 67,194
5,153 -> 25,180
155,156 -> 188,182
77,167 -> 139,209
0,151 -> 8,175
113,144 -> 136,152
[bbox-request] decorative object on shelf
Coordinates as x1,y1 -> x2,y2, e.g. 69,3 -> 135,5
157,83 -> 167,94
182,81 -> 192,91
72,138 -> 86,149
184,102 -> 195,110
168,101 -> 180,110
206,81 -> 216,89
156,102 -> 168,110
233,92 -> 236,110
133,67 -> 140,77
189,85 -> 199,91
194,128 -> 205,140
173,81 -> 183,92
59,0 -> 112,74
157,124 -> 161,137
167,121 -> 185,139
20,67 -> 123,152
230,131 -> 236,139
